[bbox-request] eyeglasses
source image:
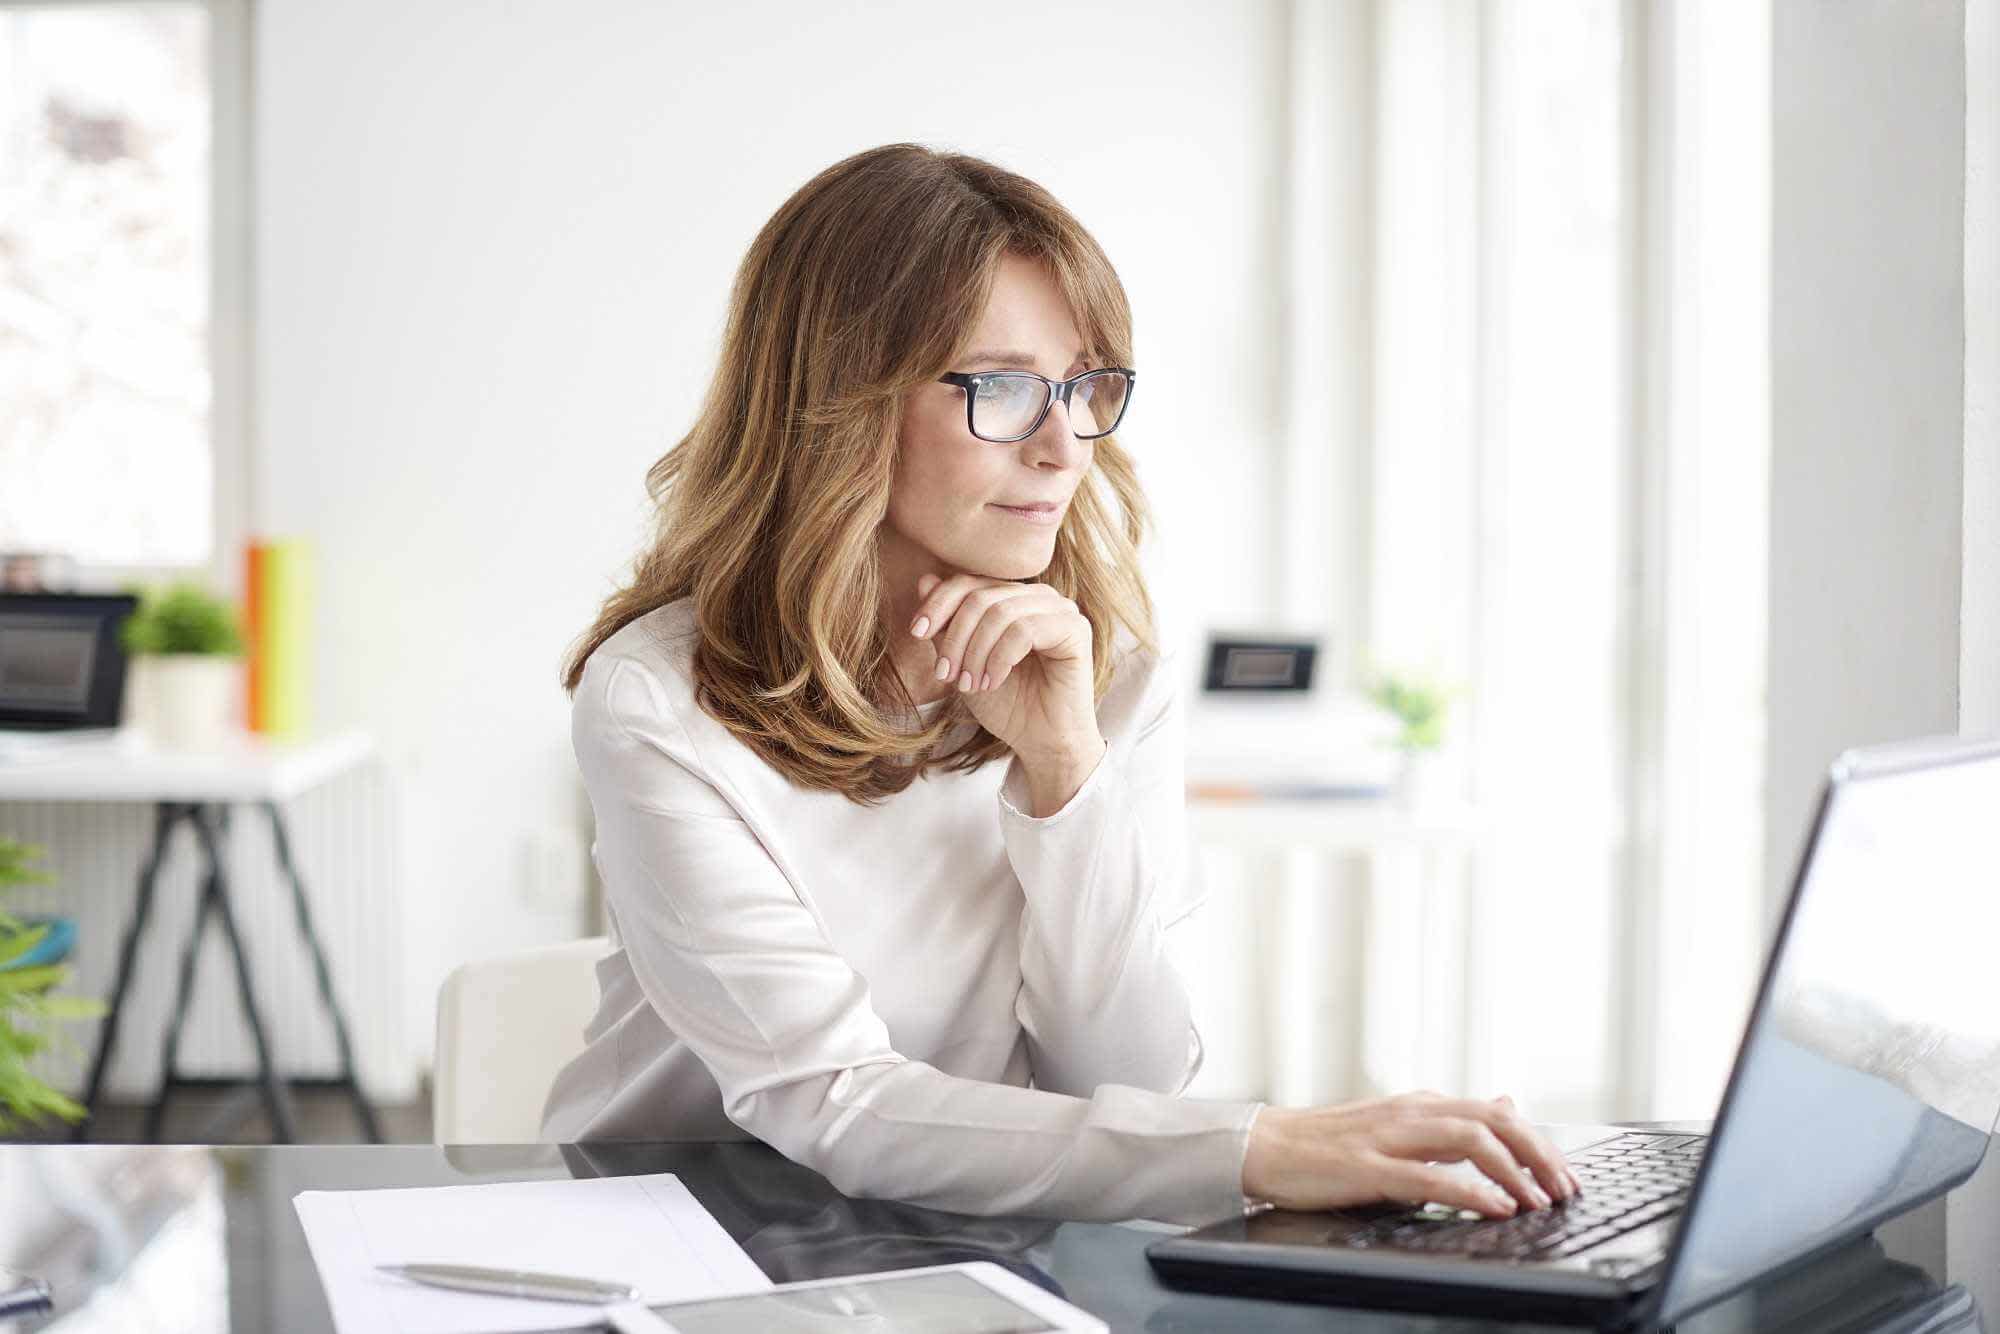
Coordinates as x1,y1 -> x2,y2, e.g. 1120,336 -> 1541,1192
937,367 -> 1136,443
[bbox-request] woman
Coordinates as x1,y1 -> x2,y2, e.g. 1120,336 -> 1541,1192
543,143 -> 1577,1225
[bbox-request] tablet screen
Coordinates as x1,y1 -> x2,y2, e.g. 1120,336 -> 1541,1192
650,1269 -> 1058,1333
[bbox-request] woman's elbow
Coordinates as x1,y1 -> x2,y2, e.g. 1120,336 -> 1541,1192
720,1068 -> 895,1194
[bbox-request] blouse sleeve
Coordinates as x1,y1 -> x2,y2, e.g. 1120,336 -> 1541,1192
996,644 -> 1209,1099
571,650 -> 1258,1225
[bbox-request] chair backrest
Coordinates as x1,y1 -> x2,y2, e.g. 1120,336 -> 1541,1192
433,935 -> 610,1143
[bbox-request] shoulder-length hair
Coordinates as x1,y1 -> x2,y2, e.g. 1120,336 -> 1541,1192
561,142 -> 1157,804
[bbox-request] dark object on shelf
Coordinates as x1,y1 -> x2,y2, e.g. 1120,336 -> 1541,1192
0,593 -> 140,731
1202,635 -> 1318,694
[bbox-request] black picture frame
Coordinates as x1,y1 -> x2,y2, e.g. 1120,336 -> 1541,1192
0,593 -> 141,731
1201,636 -> 1318,694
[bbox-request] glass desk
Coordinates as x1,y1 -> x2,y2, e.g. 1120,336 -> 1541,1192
0,1140 -> 1980,1333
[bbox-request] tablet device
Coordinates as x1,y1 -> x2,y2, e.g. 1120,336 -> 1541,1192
636,1260 -> 1104,1333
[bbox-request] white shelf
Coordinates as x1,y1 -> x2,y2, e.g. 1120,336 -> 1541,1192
0,729 -> 376,804
1187,795 -> 1485,853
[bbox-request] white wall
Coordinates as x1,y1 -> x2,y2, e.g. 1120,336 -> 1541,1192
1769,0 -> 1985,1306
250,0 -> 1288,1083
1952,0 -> 2000,1307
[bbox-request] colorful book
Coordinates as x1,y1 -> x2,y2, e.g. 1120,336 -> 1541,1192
245,541 -> 267,730
243,537 -> 313,738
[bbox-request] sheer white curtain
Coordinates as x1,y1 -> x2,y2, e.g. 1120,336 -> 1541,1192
1222,0 -> 1769,1122
1377,0 -> 1767,1122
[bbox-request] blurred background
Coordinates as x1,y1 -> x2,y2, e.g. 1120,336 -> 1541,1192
0,0 -> 1990,1234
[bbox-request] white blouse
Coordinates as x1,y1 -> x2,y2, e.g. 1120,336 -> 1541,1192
540,597 -> 1261,1225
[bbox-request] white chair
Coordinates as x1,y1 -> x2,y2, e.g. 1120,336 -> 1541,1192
432,936 -> 610,1143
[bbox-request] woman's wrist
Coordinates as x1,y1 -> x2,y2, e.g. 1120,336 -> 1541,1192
1019,736 -> 1107,817
1241,1103 -> 1290,1201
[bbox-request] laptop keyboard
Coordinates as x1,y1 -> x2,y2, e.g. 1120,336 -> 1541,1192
1347,1132 -> 1704,1261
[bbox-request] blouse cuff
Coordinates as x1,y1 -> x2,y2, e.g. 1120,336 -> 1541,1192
1111,1091 -> 1268,1227
1198,1097 -> 1268,1224
1237,1100 -> 1270,1213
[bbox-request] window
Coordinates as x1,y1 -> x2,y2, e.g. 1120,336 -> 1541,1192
0,3 -> 215,568
1366,0 -> 1768,1122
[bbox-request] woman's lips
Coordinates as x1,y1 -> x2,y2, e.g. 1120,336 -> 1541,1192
991,502 -> 1062,524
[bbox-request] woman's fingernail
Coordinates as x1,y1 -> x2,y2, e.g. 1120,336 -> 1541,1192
935,658 -> 952,681
911,616 -> 929,638
980,673 -> 991,691
958,671 -> 972,692
1531,1186 -> 1551,1209
1489,1193 -> 1516,1215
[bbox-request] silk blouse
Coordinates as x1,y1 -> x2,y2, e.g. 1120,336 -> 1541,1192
539,597 -> 1261,1224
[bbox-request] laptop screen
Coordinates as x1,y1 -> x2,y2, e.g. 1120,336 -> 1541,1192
1654,739 -> 2000,1325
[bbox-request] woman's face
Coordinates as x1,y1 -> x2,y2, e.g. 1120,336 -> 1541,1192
883,252 -> 1095,584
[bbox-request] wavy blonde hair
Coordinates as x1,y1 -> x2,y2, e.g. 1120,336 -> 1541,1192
561,143 -> 1157,804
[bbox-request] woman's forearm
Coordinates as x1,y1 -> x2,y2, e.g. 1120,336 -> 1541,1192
1001,743 -> 1204,1096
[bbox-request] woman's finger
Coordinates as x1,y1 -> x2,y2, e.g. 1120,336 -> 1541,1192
924,582 -> 1034,686
1367,1154 -> 1519,1219
1411,1097 -> 1576,1201
908,573 -> 1001,648
1378,1117 -> 1549,1211
958,590 -> 1071,690
986,612 -> 1082,693
1485,1098 -> 1580,1199
983,620 -> 1039,693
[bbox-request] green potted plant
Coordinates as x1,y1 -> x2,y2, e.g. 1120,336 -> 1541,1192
0,837 -> 104,1133
120,580 -> 246,751
1368,669 -> 1459,810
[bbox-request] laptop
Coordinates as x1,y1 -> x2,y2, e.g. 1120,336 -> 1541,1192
1149,732 -> 2000,1329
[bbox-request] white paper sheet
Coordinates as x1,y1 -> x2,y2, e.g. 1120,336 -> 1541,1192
293,1172 -> 771,1333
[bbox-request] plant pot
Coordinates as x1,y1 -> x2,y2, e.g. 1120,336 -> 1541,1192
1394,749 -> 1453,812
142,654 -> 242,752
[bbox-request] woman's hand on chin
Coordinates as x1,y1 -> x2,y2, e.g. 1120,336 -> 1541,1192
906,571 -> 1104,772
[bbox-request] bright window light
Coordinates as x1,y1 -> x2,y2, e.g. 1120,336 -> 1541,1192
0,4 -> 212,568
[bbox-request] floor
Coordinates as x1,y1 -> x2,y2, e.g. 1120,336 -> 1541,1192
6,1083 -> 434,1144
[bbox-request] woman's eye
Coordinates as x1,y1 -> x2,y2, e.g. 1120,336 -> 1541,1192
981,379 -> 1037,407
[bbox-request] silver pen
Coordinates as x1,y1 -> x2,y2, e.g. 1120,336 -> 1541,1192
378,1264 -> 677,1333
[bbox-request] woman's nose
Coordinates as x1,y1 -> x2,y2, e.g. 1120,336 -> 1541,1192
1022,398 -> 1089,468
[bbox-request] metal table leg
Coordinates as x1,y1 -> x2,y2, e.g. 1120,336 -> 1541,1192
143,850 -> 219,1143
185,803 -> 299,1142
71,801 -> 184,1142
73,794 -> 379,1144
261,799 -> 383,1142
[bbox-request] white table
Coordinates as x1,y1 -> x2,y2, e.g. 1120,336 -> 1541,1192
1187,796 -> 1486,853
0,729 -> 384,1144
1185,792 -> 1490,1105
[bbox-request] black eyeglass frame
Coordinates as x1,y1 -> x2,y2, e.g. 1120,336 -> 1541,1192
936,367 -> 1137,443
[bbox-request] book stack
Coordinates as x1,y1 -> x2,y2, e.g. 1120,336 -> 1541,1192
244,538 -> 314,737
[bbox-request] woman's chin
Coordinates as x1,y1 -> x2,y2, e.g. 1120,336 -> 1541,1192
966,544 -> 1056,583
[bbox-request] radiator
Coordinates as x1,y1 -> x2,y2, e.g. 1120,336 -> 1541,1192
2,758 -> 410,1105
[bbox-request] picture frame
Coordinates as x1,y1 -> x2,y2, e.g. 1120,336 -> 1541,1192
0,593 -> 141,731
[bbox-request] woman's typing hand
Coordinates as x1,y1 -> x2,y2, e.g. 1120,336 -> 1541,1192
1241,1092 -> 1581,1217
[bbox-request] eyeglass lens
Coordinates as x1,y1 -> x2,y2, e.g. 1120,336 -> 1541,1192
972,371 -> 1130,441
